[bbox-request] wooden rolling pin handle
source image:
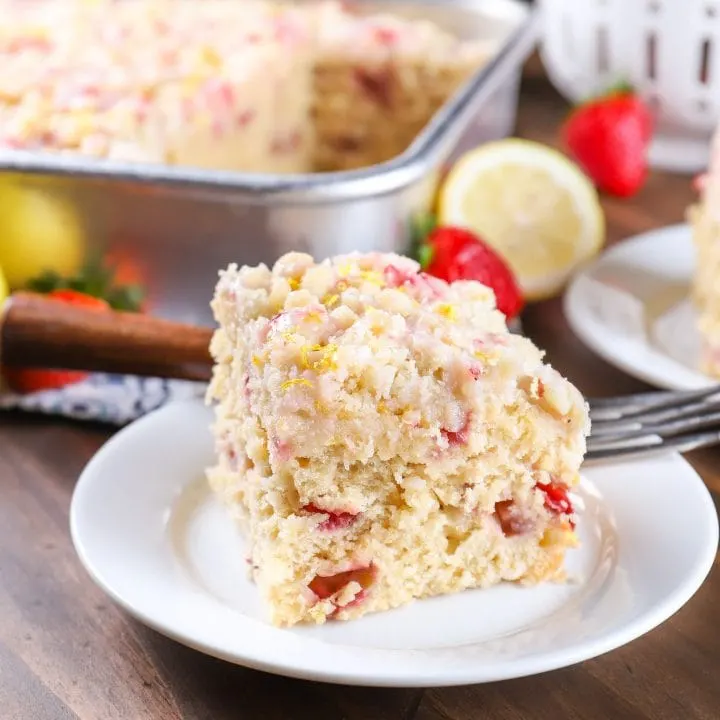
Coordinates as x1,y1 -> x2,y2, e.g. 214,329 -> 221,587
0,293 -> 215,382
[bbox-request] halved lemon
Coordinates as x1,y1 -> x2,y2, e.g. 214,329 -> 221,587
438,138 -> 605,301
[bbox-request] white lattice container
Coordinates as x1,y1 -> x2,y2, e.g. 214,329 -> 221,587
539,0 -> 720,173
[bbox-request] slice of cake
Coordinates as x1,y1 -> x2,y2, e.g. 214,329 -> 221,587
206,251 -> 590,627
690,128 -> 720,376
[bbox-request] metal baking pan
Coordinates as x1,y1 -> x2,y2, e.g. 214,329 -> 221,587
0,0 -> 538,325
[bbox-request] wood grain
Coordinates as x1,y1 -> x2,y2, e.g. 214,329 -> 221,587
0,56 -> 717,720
1,293 -> 213,382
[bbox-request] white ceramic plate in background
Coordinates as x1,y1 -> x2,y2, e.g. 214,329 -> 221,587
69,399 -> 718,687
564,224 -> 715,391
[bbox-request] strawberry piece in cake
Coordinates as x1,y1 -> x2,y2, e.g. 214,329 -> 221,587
207,251 -> 590,627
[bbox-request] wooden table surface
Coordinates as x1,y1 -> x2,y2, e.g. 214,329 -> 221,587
1,60 -> 719,720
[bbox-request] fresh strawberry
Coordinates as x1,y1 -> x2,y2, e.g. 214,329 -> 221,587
3,290 -> 109,394
26,250 -> 146,313
418,225 -> 524,320
42,288 -> 110,310
561,83 -> 653,198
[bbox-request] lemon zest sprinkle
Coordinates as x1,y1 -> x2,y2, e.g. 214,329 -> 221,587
304,311 -> 323,324
288,277 -> 301,291
281,331 -> 300,344
251,354 -> 264,367
359,270 -> 384,285
280,378 -> 312,391
300,343 -> 337,372
435,303 -> 457,321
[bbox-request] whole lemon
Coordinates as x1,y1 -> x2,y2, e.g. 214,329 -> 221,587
0,264 -> 8,306
0,179 -> 85,289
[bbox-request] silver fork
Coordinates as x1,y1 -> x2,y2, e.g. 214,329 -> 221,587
586,385 -> 720,463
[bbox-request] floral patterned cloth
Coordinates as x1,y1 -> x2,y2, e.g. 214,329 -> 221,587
0,373 -> 206,425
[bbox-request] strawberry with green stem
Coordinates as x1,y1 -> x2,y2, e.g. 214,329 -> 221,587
411,213 -> 525,321
561,81 -> 653,198
3,251 -> 147,393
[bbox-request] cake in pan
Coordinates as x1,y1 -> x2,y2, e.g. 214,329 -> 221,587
206,252 -> 590,626
0,0 -> 494,173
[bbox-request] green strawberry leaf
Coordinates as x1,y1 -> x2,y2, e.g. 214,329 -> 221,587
106,284 -> 145,312
408,211 -> 438,264
26,270 -> 65,294
418,243 -> 434,269
24,248 -> 146,313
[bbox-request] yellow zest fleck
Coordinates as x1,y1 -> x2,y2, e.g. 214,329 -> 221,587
337,263 -> 354,277
258,445 -> 269,462
181,76 -> 203,95
337,409 -> 352,420
377,401 -> 387,413
199,45 -> 222,68
435,303 -> 457,321
252,354 -> 264,367
359,270 -> 384,286
322,293 -> 339,309
301,343 -> 337,373
281,378 -> 313,392
474,348 -> 499,365
303,311 -> 323,324
314,400 -> 327,414
288,277 -> 301,291
281,331 -> 301,344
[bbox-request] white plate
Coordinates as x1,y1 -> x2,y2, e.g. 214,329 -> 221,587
70,399 -> 718,687
564,223 -> 714,390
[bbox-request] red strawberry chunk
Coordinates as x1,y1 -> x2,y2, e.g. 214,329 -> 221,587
302,504 -> 359,531
536,481 -> 574,523
441,412 -> 471,447
354,67 -> 393,108
372,26 -> 399,46
494,500 -> 535,536
270,436 -> 292,462
308,565 -> 376,601
384,264 -> 415,288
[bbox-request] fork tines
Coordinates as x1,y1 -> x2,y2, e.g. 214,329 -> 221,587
585,385 -> 720,463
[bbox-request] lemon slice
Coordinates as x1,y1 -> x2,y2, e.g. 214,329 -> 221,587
438,138 -> 605,301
